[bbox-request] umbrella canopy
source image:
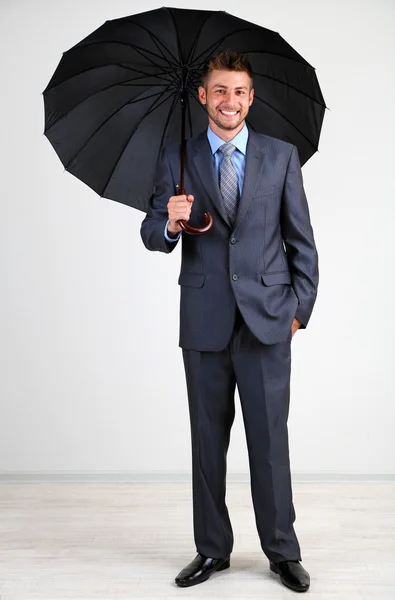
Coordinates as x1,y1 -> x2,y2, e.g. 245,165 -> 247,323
43,7 -> 327,212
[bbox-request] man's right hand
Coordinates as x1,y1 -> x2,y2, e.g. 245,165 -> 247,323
167,194 -> 194,234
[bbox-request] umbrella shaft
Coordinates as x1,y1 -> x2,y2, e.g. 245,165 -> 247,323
180,91 -> 187,193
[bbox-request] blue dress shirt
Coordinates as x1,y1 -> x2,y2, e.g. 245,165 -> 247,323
164,124 -> 249,241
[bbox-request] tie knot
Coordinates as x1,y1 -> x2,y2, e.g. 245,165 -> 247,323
219,143 -> 236,158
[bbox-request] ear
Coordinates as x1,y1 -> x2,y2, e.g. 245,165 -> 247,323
198,85 -> 206,105
249,87 -> 254,106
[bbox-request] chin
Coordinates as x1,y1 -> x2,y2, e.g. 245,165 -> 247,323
208,110 -> 246,133
219,119 -> 244,131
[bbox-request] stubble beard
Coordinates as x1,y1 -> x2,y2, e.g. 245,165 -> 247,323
206,104 -> 248,132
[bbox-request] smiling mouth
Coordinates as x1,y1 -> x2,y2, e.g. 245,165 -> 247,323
219,110 -> 239,116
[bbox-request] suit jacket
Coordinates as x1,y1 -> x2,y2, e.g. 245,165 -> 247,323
140,126 -> 319,351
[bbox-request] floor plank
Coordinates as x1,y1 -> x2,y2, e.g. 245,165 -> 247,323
0,482 -> 394,599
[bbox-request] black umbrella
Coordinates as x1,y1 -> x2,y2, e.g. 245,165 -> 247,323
43,6 -> 326,234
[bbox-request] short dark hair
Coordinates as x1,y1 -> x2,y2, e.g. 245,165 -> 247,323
201,50 -> 253,88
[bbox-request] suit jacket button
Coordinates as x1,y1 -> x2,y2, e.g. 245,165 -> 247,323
232,274 -> 238,281
230,237 -> 236,244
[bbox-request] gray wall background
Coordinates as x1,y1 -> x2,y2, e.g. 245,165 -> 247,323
0,0 -> 394,479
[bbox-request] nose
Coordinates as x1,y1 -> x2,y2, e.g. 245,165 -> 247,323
221,91 -> 239,105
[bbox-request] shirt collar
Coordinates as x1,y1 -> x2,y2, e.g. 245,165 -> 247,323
207,123 -> 249,156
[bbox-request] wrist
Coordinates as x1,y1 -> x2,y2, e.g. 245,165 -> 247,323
167,223 -> 180,237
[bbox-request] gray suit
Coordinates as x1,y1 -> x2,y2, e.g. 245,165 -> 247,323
141,127 -> 318,350
140,126 -> 319,563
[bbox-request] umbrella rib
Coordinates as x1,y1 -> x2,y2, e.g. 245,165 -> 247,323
189,88 -> 210,119
122,16 -> 180,66
45,63 -> 177,128
45,80 -> 173,132
73,41 -> 175,71
253,93 -> 318,150
64,89 -> 169,169
190,29 -> 310,69
144,93 -> 180,197
157,92 -> 180,153
167,9 -> 185,67
194,48 -> 311,71
101,87 -> 178,197
240,48 -> 312,68
145,34 -> 179,74
188,71 -> 204,88
189,27 -> 261,67
186,91 -> 194,138
184,11 -> 215,66
119,64 -> 175,80
45,63 -> 177,93
141,89 -> 181,120
253,72 -> 326,107
118,42 -> 172,71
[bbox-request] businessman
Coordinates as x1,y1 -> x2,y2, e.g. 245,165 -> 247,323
140,50 -> 319,593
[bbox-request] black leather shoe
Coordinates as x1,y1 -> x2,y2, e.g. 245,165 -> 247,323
270,560 -> 310,592
175,553 -> 230,587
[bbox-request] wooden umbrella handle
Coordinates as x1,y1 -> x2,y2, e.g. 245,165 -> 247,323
178,212 -> 214,235
176,187 -> 213,235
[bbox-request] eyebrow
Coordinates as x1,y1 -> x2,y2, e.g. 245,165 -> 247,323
212,84 -> 248,90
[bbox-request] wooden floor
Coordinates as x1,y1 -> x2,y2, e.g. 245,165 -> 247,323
0,482 -> 394,599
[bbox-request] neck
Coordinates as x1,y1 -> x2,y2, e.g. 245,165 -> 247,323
208,119 -> 245,143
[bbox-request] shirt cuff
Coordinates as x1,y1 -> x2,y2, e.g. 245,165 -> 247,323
164,218 -> 181,242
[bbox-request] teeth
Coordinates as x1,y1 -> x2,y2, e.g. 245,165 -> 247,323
221,110 -> 237,115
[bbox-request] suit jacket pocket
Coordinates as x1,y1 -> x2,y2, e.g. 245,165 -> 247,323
261,272 -> 291,286
178,272 -> 206,287
253,185 -> 276,198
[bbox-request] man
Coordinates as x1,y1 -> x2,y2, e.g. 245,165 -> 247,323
140,50 -> 319,593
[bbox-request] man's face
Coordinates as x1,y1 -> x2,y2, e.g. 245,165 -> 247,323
198,69 -> 254,135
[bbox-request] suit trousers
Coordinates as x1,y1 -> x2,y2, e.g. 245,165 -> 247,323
181,305 -> 302,564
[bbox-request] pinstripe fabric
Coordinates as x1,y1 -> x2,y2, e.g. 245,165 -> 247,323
141,126 -> 319,563
141,127 -> 319,349
219,143 -> 239,225
181,306 -> 300,562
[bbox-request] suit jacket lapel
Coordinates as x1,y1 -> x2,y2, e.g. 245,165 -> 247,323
192,132 -> 231,227
235,129 -> 265,229
191,126 -> 266,230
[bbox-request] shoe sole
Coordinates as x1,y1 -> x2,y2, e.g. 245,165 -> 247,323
270,562 -> 310,593
175,558 -> 230,587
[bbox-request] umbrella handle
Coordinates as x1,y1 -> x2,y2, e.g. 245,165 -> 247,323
176,188 -> 214,235
178,212 -> 213,235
